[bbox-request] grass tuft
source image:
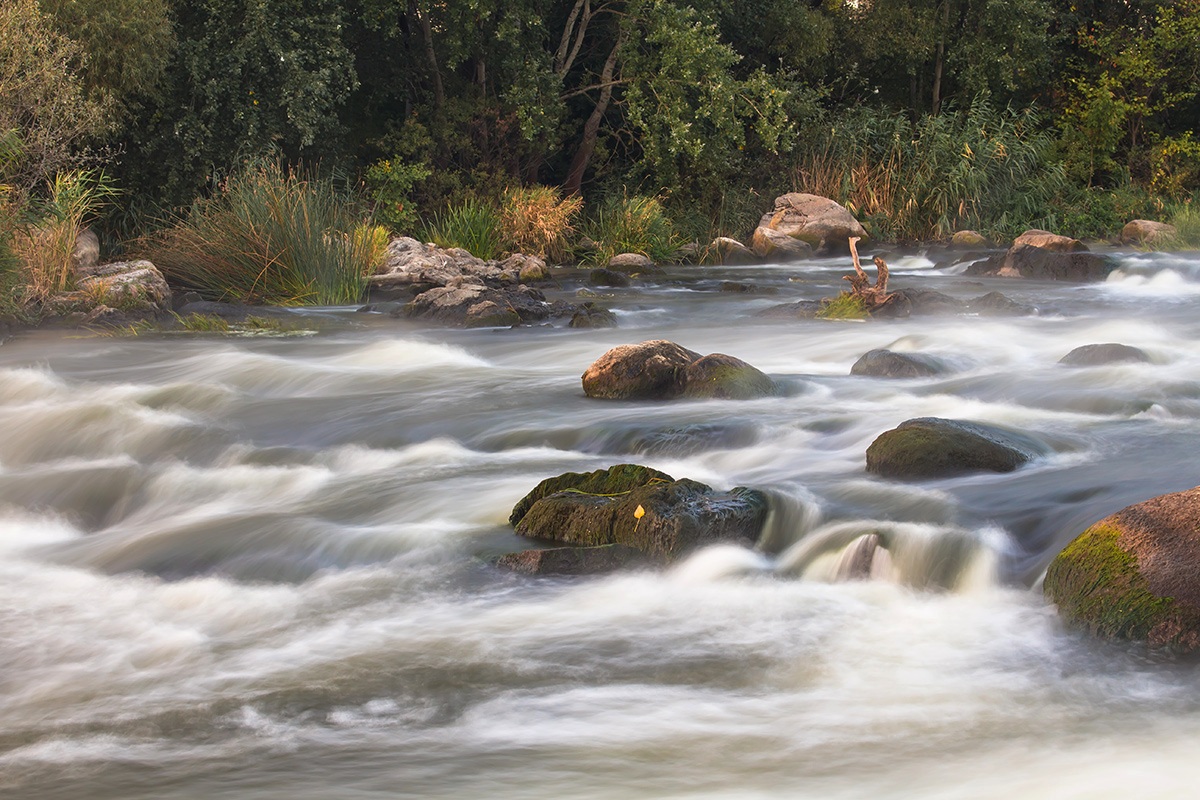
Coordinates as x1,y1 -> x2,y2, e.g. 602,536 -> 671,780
816,292 -> 869,320
583,193 -> 680,265
422,198 -> 503,260
499,186 -> 582,263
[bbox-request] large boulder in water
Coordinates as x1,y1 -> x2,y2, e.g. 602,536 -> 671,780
1044,486 -> 1200,653
510,464 -> 769,562
851,349 -> 947,378
681,353 -> 777,399
404,282 -> 550,327
965,229 -> 1114,282
1059,343 -> 1151,366
750,226 -> 813,261
756,193 -> 867,254
582,340 -> 701,399
866,417 -> 1048,479
581,340 -> 776,400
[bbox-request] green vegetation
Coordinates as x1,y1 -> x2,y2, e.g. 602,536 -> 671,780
816,292 -> 869,321
0,0 -> 1198,311
144,163 -> 370,306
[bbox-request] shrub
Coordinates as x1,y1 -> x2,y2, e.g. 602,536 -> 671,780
423,198 -> 504,261
10,169 -> 115,303
144,162 -> 372,306
364,158 -> 431,233
499,186 -> 582,263
583,193 -> 680,265
795,97 -> 1065,243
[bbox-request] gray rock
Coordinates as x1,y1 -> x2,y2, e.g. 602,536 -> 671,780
709,237 -> 759,265
756,193 -> 867,254
750,226 -> 813,261
851,349 -> 947,378
494,545 -> 645,576
569,302 -> 617,329
588,268 -> 631,287
866,417 -> 1049,479
1059,343 -> 1151,366
609,252 -> 654,271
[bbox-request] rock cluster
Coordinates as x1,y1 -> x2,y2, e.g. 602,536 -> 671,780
965,229 -> 1114,282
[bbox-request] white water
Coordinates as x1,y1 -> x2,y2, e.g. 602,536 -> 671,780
3,249 -> 1200,798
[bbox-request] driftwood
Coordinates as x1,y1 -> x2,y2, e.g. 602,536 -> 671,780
843,237 -> 894,309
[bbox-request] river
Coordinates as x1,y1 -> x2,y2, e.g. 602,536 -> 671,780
3,247 -> 1200,798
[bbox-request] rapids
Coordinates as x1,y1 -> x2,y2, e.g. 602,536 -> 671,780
3,248 -> 1200,798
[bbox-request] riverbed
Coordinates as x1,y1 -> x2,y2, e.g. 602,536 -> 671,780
3,247 -> 1200,798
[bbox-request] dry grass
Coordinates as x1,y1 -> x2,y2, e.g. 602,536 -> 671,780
499,186 -> 582,263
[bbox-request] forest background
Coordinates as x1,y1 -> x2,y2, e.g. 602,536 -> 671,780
2,0 -> 1199,308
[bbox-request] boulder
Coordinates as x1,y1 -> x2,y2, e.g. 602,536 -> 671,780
581,340 -> 701,400
588,268 -> 631,287
72,228 -> 100,275
1044,486 -> 1200,652
1059,343 -> 1151,366
404,282 -> 551,327
608,252 -> 654,272
872,288 -> 965,318
368,237 -> 528,297
965,229 -> 1113,282
510,464 -> 769,562
851,349 -> 947,378
569,302 -> 618,329
681,353 -> 777,399
866,417 -> 1048,479
950,230 -> 989,249
966,291 -> 1035,316
1121,220 -> 1178,248
500,254 -> 549,283
755,300 -> 822,320
710,237 -> 759,265
751,225 -> 814,261
494,544 -> 645,576
756,193 -> 867,254
74,260 -> 172,314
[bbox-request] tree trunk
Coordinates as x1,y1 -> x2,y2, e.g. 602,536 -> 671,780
563,33 -> 624,197
410,0 -> 444,111
931,0 -> 950,114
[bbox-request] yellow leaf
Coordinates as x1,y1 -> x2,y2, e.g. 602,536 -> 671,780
634,505 -> 645,520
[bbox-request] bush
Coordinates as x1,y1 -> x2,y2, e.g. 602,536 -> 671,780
422,198 -> 504,261
795,97 -> 1065,243
583,193 -> 680,265
10,169 -> 115,303
499,186 -> 582,263
144,162 -> 371,306
364,158 -> 431,233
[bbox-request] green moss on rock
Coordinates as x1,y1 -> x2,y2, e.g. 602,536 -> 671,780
508,464 -> 673,526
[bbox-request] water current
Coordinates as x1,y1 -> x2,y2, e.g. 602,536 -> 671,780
3,248 -> 1200,798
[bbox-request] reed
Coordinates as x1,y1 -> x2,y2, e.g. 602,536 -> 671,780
423,198 -> 504,261
145,162 -> 370,306
583,193 -> 680,265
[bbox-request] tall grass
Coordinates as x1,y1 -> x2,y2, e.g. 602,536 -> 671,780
422,198 -> 504,260
583,193 -> 680,265
1165,203 -> 1200,249
795,97 -> 1065,242
145,163 -> 371,306
10,169 -> 116,302
499,186 -> 582,263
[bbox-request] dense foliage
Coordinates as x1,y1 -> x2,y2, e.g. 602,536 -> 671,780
2,0 -> 1199,267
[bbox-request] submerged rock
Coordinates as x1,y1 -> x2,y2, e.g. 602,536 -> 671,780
1059,343 -> 1151,366
510,464 -> 769,563
1044,486 -> 1200,653
851,349 -> 947,378
588,268 -> 631,287
866,417 -> 1048,479
495,544 -> 645,575
569,302 -> 618,329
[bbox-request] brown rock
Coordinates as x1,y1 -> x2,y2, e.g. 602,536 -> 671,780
750,226 -> 813,261
756,193 -> 867,254
1121,220 -> 1178,247
494,545 -> 645,575
581,340 -> 702,400
1012,229 -> 1086,252
608,252 -> 655,271
709,237 -> 759,265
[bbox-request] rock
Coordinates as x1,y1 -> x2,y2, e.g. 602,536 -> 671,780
865,417 -> 1048,479
581,340 -> 702,400
608,252 -> 654,271
710,237 -> 759,265
851,349 -> 947,378
75,260 -> 172,314
500,254 -> 549,283
966,291 -> 1035,316
965,231 -> 1114,282
682,353 -> 777,399
176,300 -> 294,321
755,300 -> 822,319
719,281 -> 777,295
872,288 -> 965,318
1121,220 -> 1178,248
756,193 -> 867,254
369,237 -> 541,296
950,230 -> 989,249
751,226 -> 813,261
510,464 -> 769,562
404,283 -> 551,327
494,544 -> 646,576
1059,343 -> 1151,366
588,268 -> 631,287
569,302 -> 617,329
1044,486 -> 1200,652
72,228 -> 100,275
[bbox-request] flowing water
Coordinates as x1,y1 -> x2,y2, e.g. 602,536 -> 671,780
3,248 -> 1200,798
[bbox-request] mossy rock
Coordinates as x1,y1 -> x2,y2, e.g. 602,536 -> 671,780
850,349 -> 946,378
510,464 -> 768,562
581,340 -> 701,400
866,417 -> 1048,479
681,353 -> 777,399
1044,486 -> 1200,652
